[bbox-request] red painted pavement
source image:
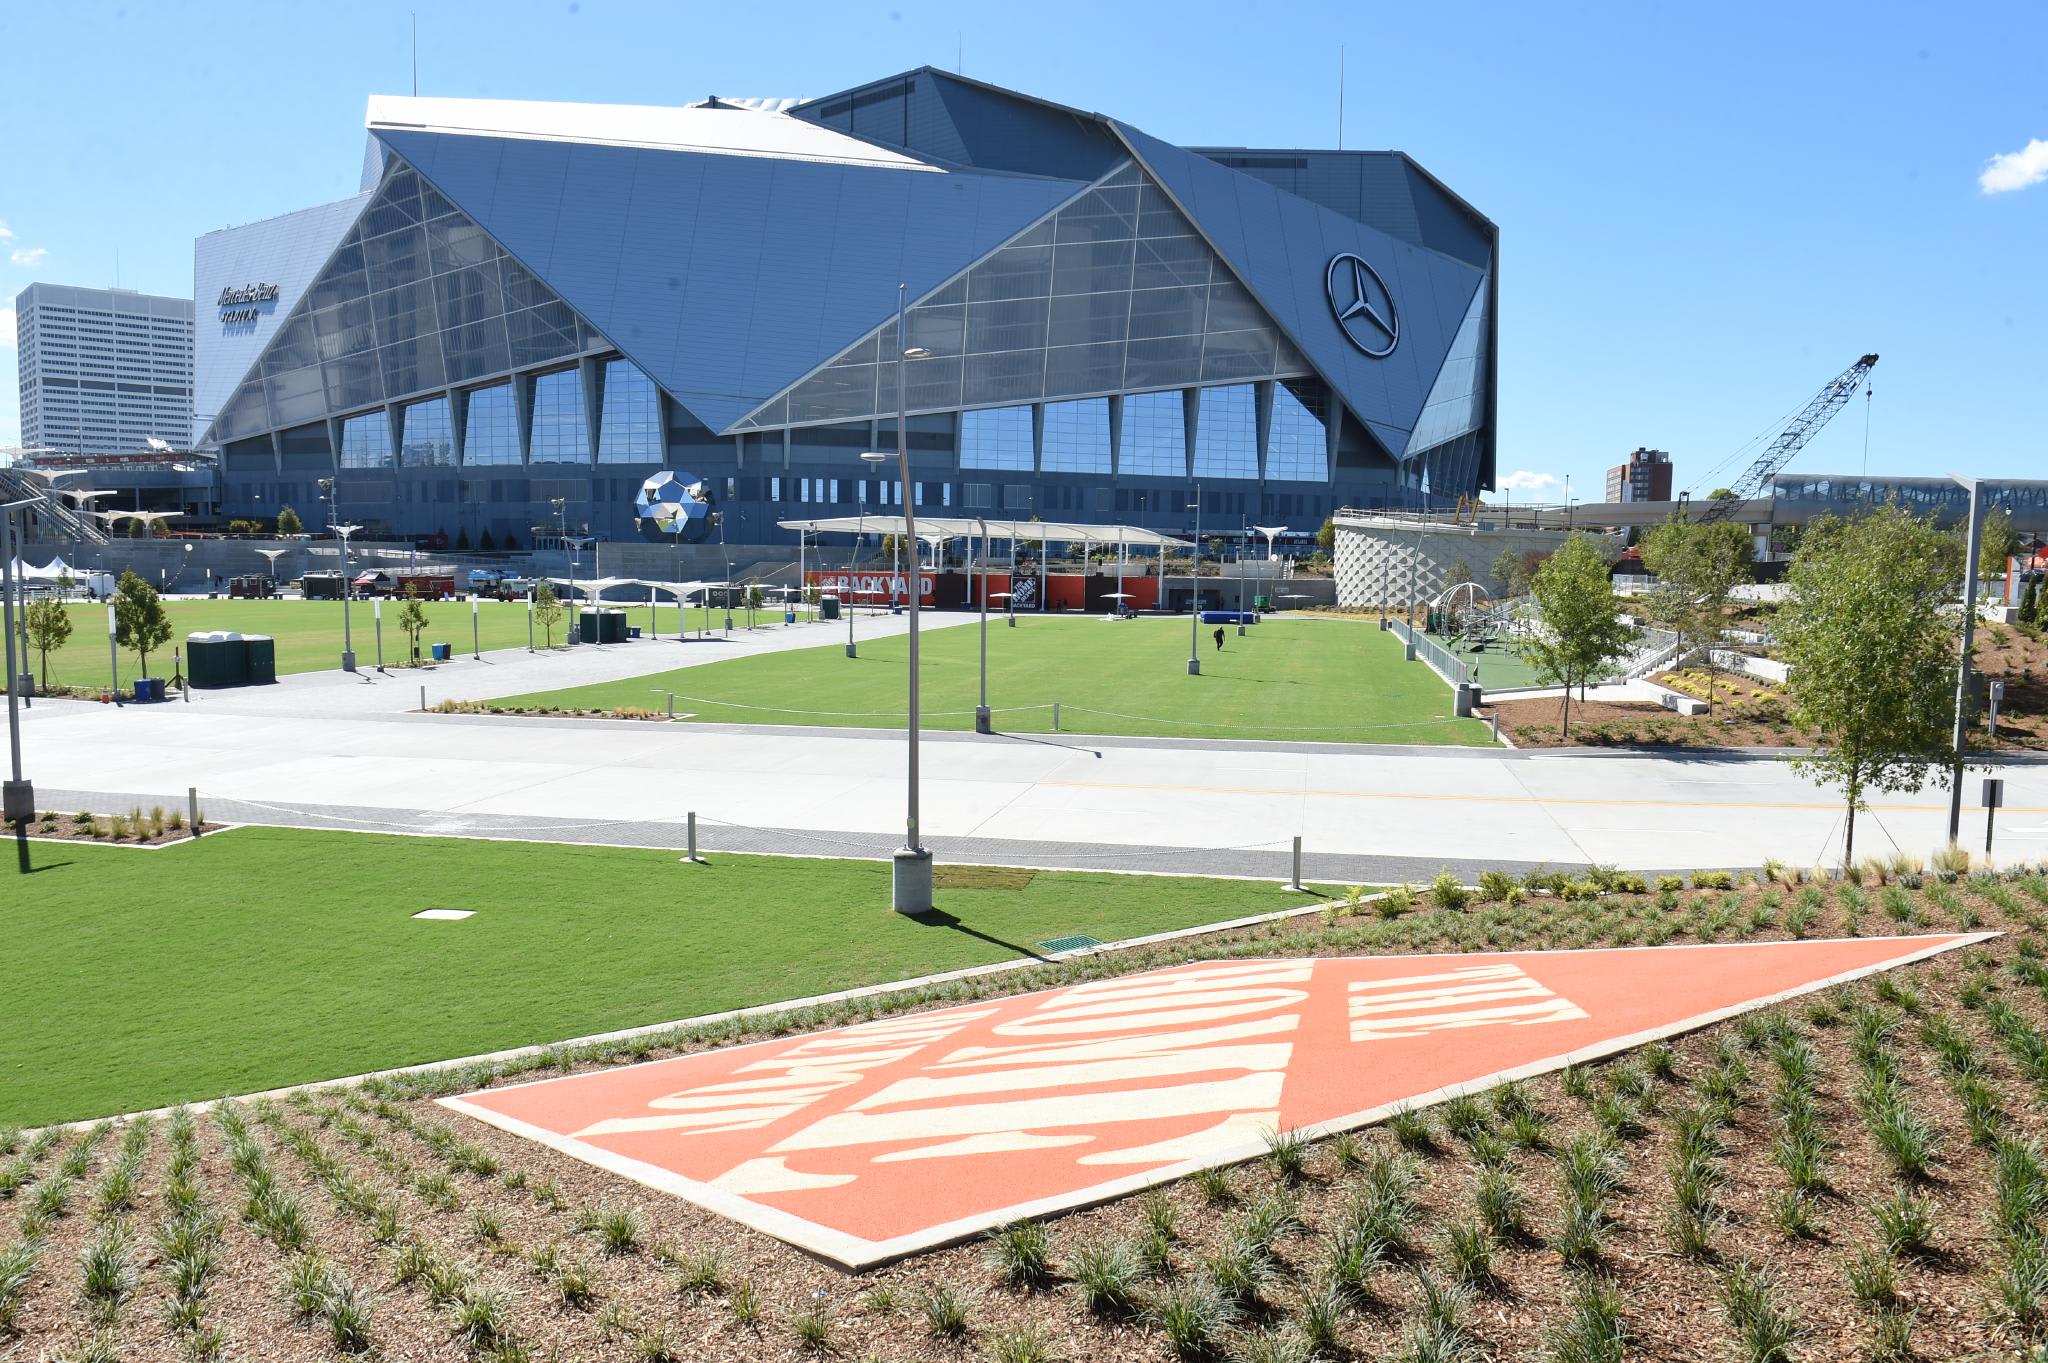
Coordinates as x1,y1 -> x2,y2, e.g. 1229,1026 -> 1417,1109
443,934 -> 1984,1267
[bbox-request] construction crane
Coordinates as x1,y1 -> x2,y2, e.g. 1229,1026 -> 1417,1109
1696,353 -> 1879,524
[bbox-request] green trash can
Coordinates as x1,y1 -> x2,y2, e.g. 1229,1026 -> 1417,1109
1254,594 -> 1271,611
819,594 -> 841,621
242,635 -> 277,685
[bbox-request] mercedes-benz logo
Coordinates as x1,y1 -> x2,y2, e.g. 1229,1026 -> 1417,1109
1326,252 -> 1398,357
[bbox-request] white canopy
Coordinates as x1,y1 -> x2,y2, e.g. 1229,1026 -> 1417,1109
545,576 -> 724,603
778,516 -> 1189,549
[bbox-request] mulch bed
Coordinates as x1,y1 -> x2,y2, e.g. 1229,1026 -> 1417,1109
22,811 -> 223,845
7,870 -> 2048,1359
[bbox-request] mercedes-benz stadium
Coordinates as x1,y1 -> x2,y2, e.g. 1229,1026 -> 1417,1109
195,68 -> 1497,548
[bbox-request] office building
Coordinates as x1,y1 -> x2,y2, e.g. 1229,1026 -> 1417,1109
1606,447 -> 1672,503
15,283 -> 195,456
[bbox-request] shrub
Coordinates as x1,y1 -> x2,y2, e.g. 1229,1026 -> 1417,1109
1071,1240 -> 1143,1317
1148,1280 -> 1235,1359
1428,868 -> 1469,910
985,1219 -> 1053,1290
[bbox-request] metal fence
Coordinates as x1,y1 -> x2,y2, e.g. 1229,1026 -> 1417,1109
1387,617 -> 1469,687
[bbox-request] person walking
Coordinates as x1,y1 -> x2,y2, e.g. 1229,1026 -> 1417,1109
1212,625 -> 1225,652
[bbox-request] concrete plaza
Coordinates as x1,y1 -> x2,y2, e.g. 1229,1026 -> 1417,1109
15,610 -> 2044,881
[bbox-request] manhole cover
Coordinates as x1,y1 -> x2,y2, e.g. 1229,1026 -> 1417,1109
1036,934 -> 1102,954
413,909 -> 474,921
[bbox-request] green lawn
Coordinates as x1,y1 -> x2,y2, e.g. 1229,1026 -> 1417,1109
492,615 -> 1491,744
1,826 -> 1324,1126
29,596 -> 717,687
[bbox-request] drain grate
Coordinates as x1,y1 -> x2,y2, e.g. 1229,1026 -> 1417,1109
1037,934 -> 1103,954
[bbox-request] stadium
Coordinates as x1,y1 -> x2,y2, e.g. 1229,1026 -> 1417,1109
195,68 -> 1498,550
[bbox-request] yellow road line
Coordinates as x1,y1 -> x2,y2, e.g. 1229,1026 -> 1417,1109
1039,779 -> 2048,816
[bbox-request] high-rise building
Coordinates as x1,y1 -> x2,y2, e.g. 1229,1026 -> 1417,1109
1605,447 -> 1671,502
195,69 -> 1499,545
15,283 -> 195,456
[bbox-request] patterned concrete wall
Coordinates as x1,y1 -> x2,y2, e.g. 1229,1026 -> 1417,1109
1333,516 -> 1613,608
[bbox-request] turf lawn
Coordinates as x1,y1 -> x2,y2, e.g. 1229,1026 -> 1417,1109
1,825 -> 1330,1126
31,596 -> 717,687
491,614 -> 1491,744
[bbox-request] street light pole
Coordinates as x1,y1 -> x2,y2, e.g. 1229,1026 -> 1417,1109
1187,485 -> 1203,675
873,282 -> 934,915
332,523 -> 359,672
1,497 -> 41,872
974,514 -> 991,734
1949,473 -> 1985,846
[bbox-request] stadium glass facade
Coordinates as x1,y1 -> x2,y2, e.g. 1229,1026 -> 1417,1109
197,70 -> 1498,546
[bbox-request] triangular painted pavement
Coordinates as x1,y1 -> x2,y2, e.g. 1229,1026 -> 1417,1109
445,933 -> 1987,1268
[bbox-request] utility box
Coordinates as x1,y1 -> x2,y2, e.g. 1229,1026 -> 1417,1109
578,608 -> 628,644
184,631 -> 249,689
819,594 -> 841,621
243,635 -> 277,685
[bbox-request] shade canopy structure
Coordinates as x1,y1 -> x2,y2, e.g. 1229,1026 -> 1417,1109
94,509 -> 186,526
776,516 -> 1189,550
545,576 -> 724,605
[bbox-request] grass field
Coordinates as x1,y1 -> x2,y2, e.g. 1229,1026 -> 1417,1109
0,825 -> 1328,1125
28,596 -> 718,687
491,614 -> 1491,744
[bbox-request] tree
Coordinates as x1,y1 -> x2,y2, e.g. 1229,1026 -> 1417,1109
1444,559 -> 1474,589
1637,516 -> 1755,710
2022,576 -> 2040,627
533,582 -> 563,648
479,528 -> 496,552
1316,516 -> 1336,554
1776,505 -> 1962,867
112,570 -> 174,679
276,505 -> 303,536
1978,507 -> 2019,583
1514,533 -> 1638,738
24,595 -> 73,693
1490,546 -> 1525,596
455,527 -> 471,552
500,530 -> 519,551
396,584 -> 430,664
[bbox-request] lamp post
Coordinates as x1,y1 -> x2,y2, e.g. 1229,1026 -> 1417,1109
332,522 -> 361,672
864,282 -> 934,915
1949,473 -> 1985,846
1186,485 -> 1203,675
471,593 -> 481,660
2,495 -> 42,871
373,597 -> 384,671
974,514 -> 991,734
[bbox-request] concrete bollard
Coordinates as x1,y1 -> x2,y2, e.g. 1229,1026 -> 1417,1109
1053,702 -> 1061,733
189,787 -> 201,837
1289,835 -> 1306,892
1490,712 -> 1502,743
419,685 -> 426,712
684,811 -> 699,863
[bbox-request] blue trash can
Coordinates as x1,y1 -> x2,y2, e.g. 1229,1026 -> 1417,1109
431,642 -> 452,662
784,610 -> 796,624
628,626 -> 642,640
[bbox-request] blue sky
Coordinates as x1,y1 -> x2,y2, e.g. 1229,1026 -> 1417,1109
3,0 -> 2042,499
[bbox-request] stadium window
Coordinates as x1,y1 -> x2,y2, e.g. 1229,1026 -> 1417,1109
1192,384 -> 1257,480
1266,381 -> 1330,481
596,359 -> 662,463
1118,389 -> 1185,478
960,405 -> 1034,470
1040,397 -> 1111,474
529,369 -> 590,463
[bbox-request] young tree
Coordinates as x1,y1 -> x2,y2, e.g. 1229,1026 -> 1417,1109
479,528 -> 496,552
1490,546 -> 1526,596
533,582 -> 563,648
1444,559 -> 1474,589
455,527 -> 472,552
396,584 -> 430,664
1514,533 -> 1638,738
2022,576 -> 2041,627
24,595 -> 73,693
1978,506 -> 2019,582
1316,516 -> 1336,554
112,570 -> 174,679
275,505 -> 303,537
1637,516 -> 1755,710
1776,505 -> 1962,867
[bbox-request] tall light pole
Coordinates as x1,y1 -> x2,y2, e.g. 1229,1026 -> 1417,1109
1186,485 -> 1203,675
974,514 -> 991,734
332,523 -> 361,672
1949,473 -> 1985,846
2,495 -> 41,872
865,282 -> 934,915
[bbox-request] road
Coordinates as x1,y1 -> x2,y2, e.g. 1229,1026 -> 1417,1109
15,611 -> 2040,882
